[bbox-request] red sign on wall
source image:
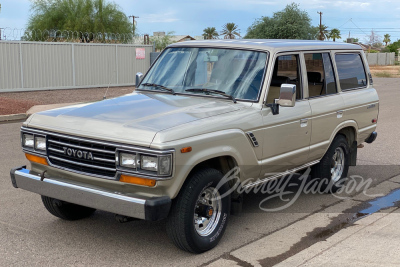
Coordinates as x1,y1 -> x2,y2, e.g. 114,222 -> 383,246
136,48 -> 146,59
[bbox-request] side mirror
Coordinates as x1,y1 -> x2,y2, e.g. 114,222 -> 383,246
136,72 -> 144,87
267,84 -> 296,115
276,84 -> 296,107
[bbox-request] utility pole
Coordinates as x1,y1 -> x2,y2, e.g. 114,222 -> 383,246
129,15 -> 139,35
317,11 -> 323,41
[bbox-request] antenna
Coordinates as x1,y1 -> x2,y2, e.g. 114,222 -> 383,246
103,57 -> 116,100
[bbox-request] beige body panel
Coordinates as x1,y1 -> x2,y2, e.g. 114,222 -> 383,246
308,94 -> 346,161
260,101 -> 312,175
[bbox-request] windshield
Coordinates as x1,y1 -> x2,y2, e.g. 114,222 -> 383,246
138,47 -> 268,101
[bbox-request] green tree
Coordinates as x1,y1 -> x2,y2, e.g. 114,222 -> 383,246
26,0 -> 133,42
150,31 -> 175,52
202,27 -> 219,39
245,3 -> 313,39
316,24 -> 329,41
329,28 -> 341,42
383,34 -> 391,46
221,23 -> 240,39
387,40 -> 400,55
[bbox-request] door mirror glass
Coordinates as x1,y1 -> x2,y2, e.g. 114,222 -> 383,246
276,84 -> 296,107
136,72 -> 144,86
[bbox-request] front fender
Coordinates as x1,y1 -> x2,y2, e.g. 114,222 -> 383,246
152,129 -> 261,199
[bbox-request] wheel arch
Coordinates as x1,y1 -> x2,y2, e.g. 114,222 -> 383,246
328,121 -> 358,166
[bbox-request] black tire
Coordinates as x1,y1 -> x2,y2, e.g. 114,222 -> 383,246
166,168 -> 231,253
41,196 -> 96,220
311,135 -> 350,193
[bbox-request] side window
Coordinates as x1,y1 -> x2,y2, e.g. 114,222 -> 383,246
335,53 -> 367,90
267,54 -> 301,104
305,53 -> 337,98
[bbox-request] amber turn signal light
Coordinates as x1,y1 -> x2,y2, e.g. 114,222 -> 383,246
120,175 -> 156,187
180,147 -> 192,153
25,153 -> 48,166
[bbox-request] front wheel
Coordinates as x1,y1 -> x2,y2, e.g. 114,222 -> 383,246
41,196 -> 96,220
166,168 -> 231,253
311,135 -> 350,193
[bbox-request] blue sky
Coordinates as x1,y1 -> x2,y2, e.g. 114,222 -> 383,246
1,0 -> 399,42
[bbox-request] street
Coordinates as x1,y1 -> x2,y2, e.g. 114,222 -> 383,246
1,78 -> 399,266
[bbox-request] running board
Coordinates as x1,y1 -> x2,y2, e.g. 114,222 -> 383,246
243,160 -> 320,189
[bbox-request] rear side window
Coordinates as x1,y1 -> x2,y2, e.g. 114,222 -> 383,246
304,53 -> 337,97
335,54 -> 367,90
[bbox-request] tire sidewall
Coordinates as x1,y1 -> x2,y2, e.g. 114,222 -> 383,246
186,170 -> 231,252
319,136 -> 350,193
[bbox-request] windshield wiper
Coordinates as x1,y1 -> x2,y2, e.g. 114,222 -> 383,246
185,88 -> 236,103
140,83 -> 176,95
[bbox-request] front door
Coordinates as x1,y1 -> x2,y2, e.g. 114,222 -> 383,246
261,53 -> 312,177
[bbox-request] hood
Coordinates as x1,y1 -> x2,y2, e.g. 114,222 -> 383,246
27,91 -> 244,147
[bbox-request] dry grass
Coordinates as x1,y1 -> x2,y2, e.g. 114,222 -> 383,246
370,65 -> 400,78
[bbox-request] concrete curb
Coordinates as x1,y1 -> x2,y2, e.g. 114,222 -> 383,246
0,102 -> 81,123
0,113 -> 28,122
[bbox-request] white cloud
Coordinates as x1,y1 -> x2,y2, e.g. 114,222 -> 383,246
141,11 -> 180,23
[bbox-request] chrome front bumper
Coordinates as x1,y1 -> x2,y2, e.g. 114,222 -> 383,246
10,166 -> 171,221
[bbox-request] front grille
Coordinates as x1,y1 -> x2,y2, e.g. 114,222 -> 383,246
47,135 -> 117,178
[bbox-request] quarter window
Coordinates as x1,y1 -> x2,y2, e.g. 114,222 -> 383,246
335,53 -> 367,90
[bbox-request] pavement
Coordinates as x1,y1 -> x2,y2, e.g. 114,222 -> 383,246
0,103 -> 79,122
208,176 -> 400,267
0,78 -> 399,266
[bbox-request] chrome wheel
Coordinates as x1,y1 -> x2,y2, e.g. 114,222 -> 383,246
194,187 -> 222,236
331,147 -> 345,182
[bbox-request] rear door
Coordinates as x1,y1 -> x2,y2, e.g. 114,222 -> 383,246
305,52 -> 346,162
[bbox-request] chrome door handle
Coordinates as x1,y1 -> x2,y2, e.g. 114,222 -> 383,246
337,110 -> 344,118
300,119 -> 308,127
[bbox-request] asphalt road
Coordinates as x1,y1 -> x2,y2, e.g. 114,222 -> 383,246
0,78 -> 399,266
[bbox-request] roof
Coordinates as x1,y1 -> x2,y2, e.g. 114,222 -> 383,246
170,35 -> 196,43
168,39 -> 362,53
354,42 -> 382,51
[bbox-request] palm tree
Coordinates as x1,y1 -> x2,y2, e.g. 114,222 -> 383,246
221,23 -> 240,39
329,28 -> 341,42
317,24 -> 329,41
202,27 -> 219,40
383,34 -> 391,46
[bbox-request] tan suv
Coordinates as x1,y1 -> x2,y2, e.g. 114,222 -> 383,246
10,40 -> 379,253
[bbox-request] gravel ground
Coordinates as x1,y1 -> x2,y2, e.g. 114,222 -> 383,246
0,86 -> 135,115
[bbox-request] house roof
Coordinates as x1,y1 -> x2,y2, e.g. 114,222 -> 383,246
170,35 -> 196,43
354,42 -> 382,51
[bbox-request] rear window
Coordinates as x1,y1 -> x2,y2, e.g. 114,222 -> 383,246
335,53 -> 367,90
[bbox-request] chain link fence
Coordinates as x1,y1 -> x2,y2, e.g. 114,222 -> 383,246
0,27 -> 149,44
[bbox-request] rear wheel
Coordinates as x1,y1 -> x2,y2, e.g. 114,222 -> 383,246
166,168 -> 231,253
311,135 -> 350,193
41,196 -> 96,220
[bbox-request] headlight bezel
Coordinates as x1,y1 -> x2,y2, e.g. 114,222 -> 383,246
117,149 -> 173,177
21,132 -> 47,155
